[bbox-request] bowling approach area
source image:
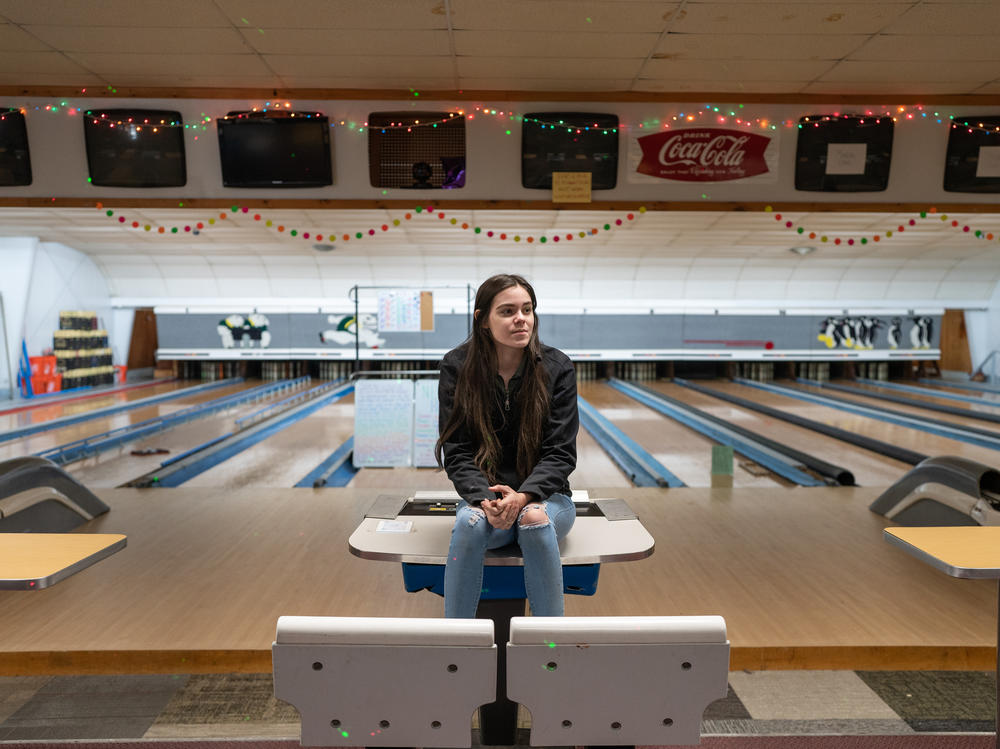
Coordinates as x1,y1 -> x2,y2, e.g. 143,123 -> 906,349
1,356 -> 999,744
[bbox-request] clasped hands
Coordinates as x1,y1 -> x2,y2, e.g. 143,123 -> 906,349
481,484 -> 531,529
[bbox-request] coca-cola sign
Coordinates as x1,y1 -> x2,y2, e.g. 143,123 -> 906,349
636,128 -> 772,182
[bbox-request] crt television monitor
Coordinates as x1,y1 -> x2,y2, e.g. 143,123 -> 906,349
217,111 -> 333,188
83,109 -> 186,188
794,114 -> 893,192
521,112 -> 619,190
943,116 -> 1000,193
0,110 -> 31,186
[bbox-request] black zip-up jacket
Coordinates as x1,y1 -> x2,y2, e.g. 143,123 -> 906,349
438,342 -> 578,505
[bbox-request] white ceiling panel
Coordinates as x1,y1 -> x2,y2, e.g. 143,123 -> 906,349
449,1 -> 682,33
883,3 -> 1000,34
0,0 -> 231,27
241,28 -> 452,56
668,2 -> 912,35
213,0 -> 446,30
28,26 -> 249,55
1,1 -> 999,306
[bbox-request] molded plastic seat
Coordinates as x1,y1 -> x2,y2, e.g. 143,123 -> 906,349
273,616 -> 496,747
507,615 -> 729,746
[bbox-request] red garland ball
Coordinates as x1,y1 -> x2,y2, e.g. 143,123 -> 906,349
131,221 -> 139,227
487,231 -> 494,237
785,221 -> 792,228
118,216 -> 125,223
500,233 -> 507,240
553,236 -> 560,242
615,219 -> 622,225
627,213 -> 634,220
381,224 -> 388,231
303,232 -> 310,239
369,229 -> 375,235
184,226 -> 191,232
196,222 -> 204,229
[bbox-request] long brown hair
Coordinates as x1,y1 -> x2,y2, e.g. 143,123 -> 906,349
435,274 -> 550,484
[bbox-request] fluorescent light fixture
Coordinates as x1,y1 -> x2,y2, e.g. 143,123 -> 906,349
789,246 -> 816,256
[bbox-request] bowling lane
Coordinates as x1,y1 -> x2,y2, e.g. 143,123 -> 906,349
793,380 -> 1000,436
0,379 -> 263,463
579,381 -> 785,488
647,382 -> 911,486
840,380 -> 1000,416
58,382 -> 316,488
0,379 -> 193,433
348,427 -> 631,492
706,380 -> 1000,466
184,392 -> 356,490
912,381 -> 1000,404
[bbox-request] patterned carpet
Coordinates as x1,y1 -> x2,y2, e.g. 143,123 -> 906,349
0,670 -> 995,742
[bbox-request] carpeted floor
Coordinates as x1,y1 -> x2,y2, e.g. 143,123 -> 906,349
0,670 -> 995,743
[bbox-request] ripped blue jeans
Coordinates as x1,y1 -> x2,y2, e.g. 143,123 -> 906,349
443,493 -> 576,618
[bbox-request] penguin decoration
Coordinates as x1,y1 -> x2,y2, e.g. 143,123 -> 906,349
245,313 -> 271,348
217,314 -> 247,349
910,316 -> 932,350
817,317 -> 838,348
887,317 -> 902,350
837,317 -> 855,349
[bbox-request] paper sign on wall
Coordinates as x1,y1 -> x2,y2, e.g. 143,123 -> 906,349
552,171 -> 592,203
377,290 -> 434,332
826,143 -> 867,175
976,146 -> 1000,178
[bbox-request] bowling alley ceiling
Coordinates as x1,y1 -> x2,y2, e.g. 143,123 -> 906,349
0,0 -> 998,96
0,0 -> 999,289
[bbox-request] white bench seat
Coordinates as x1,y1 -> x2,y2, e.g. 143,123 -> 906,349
273,616 -> 496,747
506,615 -> 730,746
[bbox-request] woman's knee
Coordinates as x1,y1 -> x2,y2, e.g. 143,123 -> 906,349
518,503 -> 549,527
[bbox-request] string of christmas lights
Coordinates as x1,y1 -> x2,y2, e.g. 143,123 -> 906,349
766,205 -> 1000,244
95,202 -> 648,243
12,96 -> 1000,136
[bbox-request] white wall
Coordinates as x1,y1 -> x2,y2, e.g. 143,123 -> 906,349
1,95 -> 999,326
2,96 -> 999,205
965,288 -> 1000,380
0,238 -> 38,395
27,242 -> 114,354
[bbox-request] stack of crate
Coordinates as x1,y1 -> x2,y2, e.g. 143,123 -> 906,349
54,311 -> 115,390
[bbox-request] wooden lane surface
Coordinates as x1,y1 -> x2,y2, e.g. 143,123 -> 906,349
0,380 -> 259,465
795,381 -> 1000,437
579,381 -> 784,488
60,382 -> 308,489
0,380 -> 192,433
0,485 -> 994,674
650,382 -> 912,487
845,380 -> 1000,415
915,381 -> 1000,404
348,428 -> 632,491
185,393 -> 357,490
708,380 -> 1000,467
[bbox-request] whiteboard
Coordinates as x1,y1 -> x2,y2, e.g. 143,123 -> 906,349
413,378 -> 440,467
353,379 -> 414,467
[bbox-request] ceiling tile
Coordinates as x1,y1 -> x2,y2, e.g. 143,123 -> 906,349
246,28 -> 451,56
213,0 -> 448,30
26,25 -> 249,54
65,51 -> 274,77
449,0 -> 681,33
668,2 -> 912,35
0,0 -> 231,27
